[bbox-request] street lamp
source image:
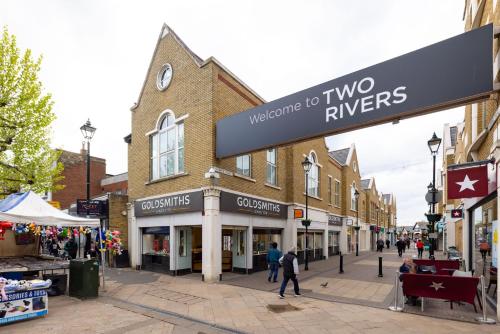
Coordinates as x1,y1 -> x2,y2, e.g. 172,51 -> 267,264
426,132 -> 441,259
354,189 -> 360,256
301,156 -> 312,271
80,119 -> 96,258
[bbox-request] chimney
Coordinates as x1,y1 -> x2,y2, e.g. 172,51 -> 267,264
80,142 -> 87,156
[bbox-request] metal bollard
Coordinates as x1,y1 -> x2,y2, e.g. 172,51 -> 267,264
339,253 -> 344,274
388,271 -> 403,311
475,275 -> 496,324
378,257 -> 383,277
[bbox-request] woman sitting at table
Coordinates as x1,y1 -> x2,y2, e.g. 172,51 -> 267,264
400,257 -> 418,305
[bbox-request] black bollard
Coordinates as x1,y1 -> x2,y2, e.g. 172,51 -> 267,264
339,252 -> 344,274
378,256 -> 383,277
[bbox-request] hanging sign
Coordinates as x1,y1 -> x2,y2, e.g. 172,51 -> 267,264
216,24 -> 493,158
77,199 -> 108,217
451,209 -> 463,218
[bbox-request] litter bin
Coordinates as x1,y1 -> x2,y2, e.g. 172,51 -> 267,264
69,258 -> 99,298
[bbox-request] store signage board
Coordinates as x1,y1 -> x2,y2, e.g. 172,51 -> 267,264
216,24 -> 493,158
328,215 -> 343,226
134,191 -> 203,217
220,192 -> 288,219
77,199 -> 108,217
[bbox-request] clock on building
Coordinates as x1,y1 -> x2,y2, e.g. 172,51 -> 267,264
157,63 -> 173,91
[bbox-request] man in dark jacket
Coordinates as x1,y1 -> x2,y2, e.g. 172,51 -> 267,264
278,247 -> 300,298
376,239 -> 384,252
396,238 -> 405,257
385,239 -> 390,249
266,242 -> 282,283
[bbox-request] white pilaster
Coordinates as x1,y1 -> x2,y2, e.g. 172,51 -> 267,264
127,203 -> 140,269
323,223 -> 328,258
202,188 -> 221,282
462,209 -> 471,271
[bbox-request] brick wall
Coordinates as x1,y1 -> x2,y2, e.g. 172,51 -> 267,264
52,150 -> 106,209
108,194 -> 129,250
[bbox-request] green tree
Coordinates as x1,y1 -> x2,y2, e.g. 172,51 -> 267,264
0,26 -> 63,196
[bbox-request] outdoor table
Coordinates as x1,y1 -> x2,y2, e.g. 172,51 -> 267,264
440,268 -> 457,276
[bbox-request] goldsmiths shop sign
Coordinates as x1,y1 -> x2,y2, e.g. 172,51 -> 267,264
220,192 -> 287,219
216,24 -> 494,158
134,191 -> 203,217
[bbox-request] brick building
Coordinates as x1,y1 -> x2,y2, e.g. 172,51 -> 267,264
126,24 -> 396,281
439,0 -> 499,315
50,148 -> 106,209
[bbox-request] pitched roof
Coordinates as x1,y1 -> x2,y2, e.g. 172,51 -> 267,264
360,179 -> 371,189
329,148 -> 350,165
131,24 -> 265,111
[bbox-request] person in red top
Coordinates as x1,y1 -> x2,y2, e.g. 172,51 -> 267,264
416,239 -> 424,259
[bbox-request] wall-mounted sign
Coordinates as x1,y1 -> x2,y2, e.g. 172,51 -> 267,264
294,209 -> 304,219
220,192 -> 287,219
134,191 -> 203,217
451,209 -> 463,218
328,215 -> 343,226
77,199 -> 108,217
216,24 -> 493,158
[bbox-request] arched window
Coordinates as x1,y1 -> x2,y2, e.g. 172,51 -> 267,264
307,152 -> 319,197
351,182 -> 358,211
150,111 -> 184,180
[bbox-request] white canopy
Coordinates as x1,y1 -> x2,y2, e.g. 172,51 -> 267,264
0,191 -> 100,227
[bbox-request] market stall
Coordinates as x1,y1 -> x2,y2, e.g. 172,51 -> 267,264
0,191 -> 105,325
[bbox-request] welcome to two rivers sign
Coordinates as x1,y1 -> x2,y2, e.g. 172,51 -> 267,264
216,24 -> 494,158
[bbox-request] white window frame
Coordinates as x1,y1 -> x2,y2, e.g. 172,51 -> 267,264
350,183 -> 357,211
334,179 -> 341,207
306,152 -> 319,197
149,111 -> 185,181
266,148 -> 277,185
328,176 -> 332,204
236,154 -> 252,177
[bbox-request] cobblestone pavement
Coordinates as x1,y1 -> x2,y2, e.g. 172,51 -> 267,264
4,249 -> 498,333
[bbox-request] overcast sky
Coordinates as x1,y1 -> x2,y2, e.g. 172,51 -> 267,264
1,0 -> 466,225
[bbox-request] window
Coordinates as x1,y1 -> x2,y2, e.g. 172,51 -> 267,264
266,148 -> 277,185
150,112 -> 184,180
179,229 -> 186,257
328,176 -> 332,204
307,152 -> 319,197
236,154 -> 251,177
334,180 -> 341,207
350,183 -> 357,211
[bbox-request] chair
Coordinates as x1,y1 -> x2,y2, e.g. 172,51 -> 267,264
487,267 -> 497,297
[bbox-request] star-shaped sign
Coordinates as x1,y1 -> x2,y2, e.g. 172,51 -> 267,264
429,282 -> 445,291
456,174 -> 478,192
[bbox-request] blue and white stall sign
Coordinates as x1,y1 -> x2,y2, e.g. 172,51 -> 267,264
0,289 -> 48,325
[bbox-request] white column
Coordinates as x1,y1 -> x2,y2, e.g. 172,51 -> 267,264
462,209 -> 471,271
246,225 -> 253,271
127,203 -> 140,269
323,224 -> 328,259
170,226 -> 177,273
202,188 -> 221,282
284,207 -> 297,254
339,224 -> 348,254
496,159 -> 500,321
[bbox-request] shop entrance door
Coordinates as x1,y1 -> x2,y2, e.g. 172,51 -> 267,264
232,228 -> 247,273
191,227 -> 202,272
222,229 -> 233,272
176,227 -> 192,274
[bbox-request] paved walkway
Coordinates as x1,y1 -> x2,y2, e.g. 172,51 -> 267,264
4,249 -> 499,333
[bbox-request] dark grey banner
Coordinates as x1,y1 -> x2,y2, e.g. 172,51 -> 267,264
328,215 -> 343,226
134,191 -> 203,217
216,24 -> 493,158
220,192 -> 288,219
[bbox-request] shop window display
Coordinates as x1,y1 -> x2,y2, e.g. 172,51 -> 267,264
472,198 -> 497,304
252,229 -> 281,272
141,227 -> 170,273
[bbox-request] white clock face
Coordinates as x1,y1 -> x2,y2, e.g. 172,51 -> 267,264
157,64 -> 173,91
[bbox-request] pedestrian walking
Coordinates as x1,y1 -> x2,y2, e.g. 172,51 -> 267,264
385,239 -> 390,249
376,239 -> 384,252
266,242 -> 282,283
479,239 -> 490,260
278,247 -> 300,298
406,238 -> 410,250
396,238 -> 405,257
416,239 -> 424,259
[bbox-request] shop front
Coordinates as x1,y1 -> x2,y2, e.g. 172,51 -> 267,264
133,190 -> 204,275
219,191 -> 288,273
327,214 -> 342,256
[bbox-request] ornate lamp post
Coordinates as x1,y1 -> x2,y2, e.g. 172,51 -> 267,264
426,132 -> 441,259
302,156 -> 312,271
80,119 -> 96,258
354,189 -> 360,256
